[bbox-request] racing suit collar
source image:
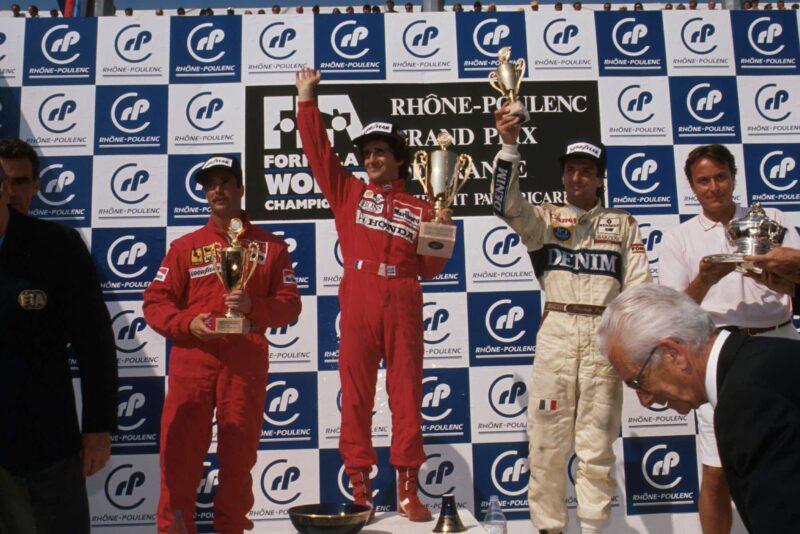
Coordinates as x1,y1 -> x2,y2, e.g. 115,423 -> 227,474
368,179 -> 406,193
566,201 -> 600,221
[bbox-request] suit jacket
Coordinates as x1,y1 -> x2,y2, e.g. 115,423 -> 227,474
0,207 -> 117,473
715,331 -> 800,533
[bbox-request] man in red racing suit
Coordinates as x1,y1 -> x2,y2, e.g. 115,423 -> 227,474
143,156 -> 301,534
296,68 -> 449,522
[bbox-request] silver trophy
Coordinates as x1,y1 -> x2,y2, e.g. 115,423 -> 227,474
704,203 -> 787,272
212,218 -> 260,333
412,130 -> 473,258
488,46 -> 529,124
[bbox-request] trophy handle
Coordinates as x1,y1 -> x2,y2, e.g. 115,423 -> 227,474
513,58 -> 526,96
241,242 -> 261,289
450,154 -> 473,197
412,150 -> 432,197
212,243 -> 227,288
488,71 -> 504,96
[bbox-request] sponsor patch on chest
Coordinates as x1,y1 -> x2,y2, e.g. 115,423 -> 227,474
358,190 -> 385,214
392,199 -> 422,229
595,216 -> 622,244
191,244 -> 217,265
189,264 -> 216,279
355,210 -> 417,243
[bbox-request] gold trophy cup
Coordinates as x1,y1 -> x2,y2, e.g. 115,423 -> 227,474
212,218 -> 260,334
489,46 -> 529,124
412,130 -> 473,259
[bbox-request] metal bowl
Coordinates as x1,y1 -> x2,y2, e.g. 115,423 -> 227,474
288,503 -> 372,534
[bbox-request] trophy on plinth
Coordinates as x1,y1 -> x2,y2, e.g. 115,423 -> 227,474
412,130 -> 473,259
488,46 -> 529,124
212,218 -> 260,333
704,203 -> 787,272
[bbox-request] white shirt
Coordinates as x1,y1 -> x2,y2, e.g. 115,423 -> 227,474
659,205 -> 798,329
704,329 -> 730,409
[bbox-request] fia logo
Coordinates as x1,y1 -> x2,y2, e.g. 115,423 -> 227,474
110,92 -> 151,134
111,163 -> 151,204
755,83 -> 791,122
491,450 -> 529,496
38,163 -> 76,206
621,153 -> 660,194
748,16 -> 785,56
482,226 -> 522,268
107,235 -> 149,279
472,18 -> 511,58
488,374 -> 527,418
186,91 -> 224,132
420,453 -> 456,498
187,22 -> 226,63
104,464 -> 146,510
423,301 -> 450,344
544,18 -> 580,56
260,22 -> 298,60
485,299 -> 526,343
421,375 -> 453,422
38,94 -> 77,134
638,223 -> 663,266
117,384 -> 147,431
112,309 -> 148,353
617,84 -> 654,124
260,459 -> 302,505
760,150 -> 797,191
264,380 -> 300,426
115,24 -> 153,63
612,17 -> 649,57
268,320 -> 301,349
642,444 -> 682,490
402,20 -> 440,59
42,24 -> 81,65
686,82 -> 724,123
331,20 -> 370,60
196,459 -> 219,509
681,17 -> 717,55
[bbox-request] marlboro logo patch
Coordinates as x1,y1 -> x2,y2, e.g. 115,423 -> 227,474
538,399 -> 558,411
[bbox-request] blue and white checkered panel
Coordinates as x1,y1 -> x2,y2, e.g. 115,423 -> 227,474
4,11 -> 798,532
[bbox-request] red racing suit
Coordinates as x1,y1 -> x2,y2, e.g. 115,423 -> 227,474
143,214 -> 301,534
297,100 -> 447,472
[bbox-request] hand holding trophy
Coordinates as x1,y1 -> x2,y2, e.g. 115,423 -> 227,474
704,203 -> 788,273
212,218 -> 260,333
489,46 -> 529,124
413,130 -> 473,258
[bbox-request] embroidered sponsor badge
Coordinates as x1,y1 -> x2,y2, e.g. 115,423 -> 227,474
283,268 -> 297,285
392,199 -> 422,229
553,226 -> 572,242
18,289 -> 47,310
190,244 -> 217,265
631,242 -> 646,254
358,191 -> 385,214
189,264 -> 216,279
155,267 -> 169,282
595,216 -> 622,244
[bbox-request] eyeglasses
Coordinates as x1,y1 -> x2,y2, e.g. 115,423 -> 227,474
624,347 -> 658,391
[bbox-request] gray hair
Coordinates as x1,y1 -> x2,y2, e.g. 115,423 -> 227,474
597,284 -> 715,365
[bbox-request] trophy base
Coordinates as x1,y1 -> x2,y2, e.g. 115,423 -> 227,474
417,222 -> 456,258
703,254 -> 759,274
214,316 -> 250,334
508,100 -> 530,125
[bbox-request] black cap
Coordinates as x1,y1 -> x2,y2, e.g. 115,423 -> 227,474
352,119 -> 408,152
195,155 -> 243,184
559,139 -> 607,174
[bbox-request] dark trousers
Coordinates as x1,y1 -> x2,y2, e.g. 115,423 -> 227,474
0,453 -> 90,534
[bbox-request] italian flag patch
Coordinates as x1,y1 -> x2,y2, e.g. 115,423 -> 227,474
538,399 -> 558,411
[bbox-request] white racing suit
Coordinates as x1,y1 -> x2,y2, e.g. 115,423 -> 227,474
491,146 -> 651,531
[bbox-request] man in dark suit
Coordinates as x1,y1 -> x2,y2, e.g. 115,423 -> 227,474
0,150 -> 118,532
596,283 -> 800,534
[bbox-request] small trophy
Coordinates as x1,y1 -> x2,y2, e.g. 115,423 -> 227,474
212,218 -> 260,333
412,130 -> 472,259
704,203 -> 787,272
489,46 -> 529,124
